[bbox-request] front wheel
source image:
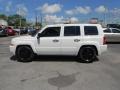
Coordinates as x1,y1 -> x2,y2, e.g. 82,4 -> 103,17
78,47 -> 96,63
16,46 -> 34,62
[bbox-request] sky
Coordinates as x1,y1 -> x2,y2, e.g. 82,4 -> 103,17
0,0 -> 120,23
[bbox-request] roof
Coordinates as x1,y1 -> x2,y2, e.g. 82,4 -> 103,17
46,23 -> 101,27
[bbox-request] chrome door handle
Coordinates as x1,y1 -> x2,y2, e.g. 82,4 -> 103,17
74,39 -> 80,42
53,39 -> 59,42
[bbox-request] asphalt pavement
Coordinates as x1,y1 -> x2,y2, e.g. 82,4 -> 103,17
0,36 -> 120,90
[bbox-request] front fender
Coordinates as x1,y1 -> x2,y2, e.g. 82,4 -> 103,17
15,41 -> 37,54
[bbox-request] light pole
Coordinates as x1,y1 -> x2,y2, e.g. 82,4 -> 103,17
103,6 -> 108,25
35,9 -> 43,29
17,6 -> 27,35
18,8 -> 21,35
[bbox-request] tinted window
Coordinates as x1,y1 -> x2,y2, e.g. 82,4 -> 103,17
41,27 -> 61,37
84,26 -> 98,35
112,29 -> 120,33
64,26 -> 80,36
104,29 -> 111,33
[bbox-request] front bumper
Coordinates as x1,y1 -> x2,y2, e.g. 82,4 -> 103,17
9,45 -> 16,55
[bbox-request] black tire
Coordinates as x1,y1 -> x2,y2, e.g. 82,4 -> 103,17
78,47 -> 96,63
16,46 -> 34,62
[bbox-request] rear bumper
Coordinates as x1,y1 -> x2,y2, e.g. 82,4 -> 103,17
99,45 -> 107,55
7,31 -> 16,36
0,33 -> 7,36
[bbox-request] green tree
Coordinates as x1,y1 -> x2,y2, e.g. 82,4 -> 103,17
8,14 -> 26,27
0,14 -> 7,20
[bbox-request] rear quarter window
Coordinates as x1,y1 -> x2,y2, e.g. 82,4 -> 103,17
84,26 -> 98,35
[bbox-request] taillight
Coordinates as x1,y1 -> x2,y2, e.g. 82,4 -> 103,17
103,36 -> 106,44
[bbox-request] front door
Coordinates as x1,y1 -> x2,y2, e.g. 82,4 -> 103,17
111,28 -> 120,42
36,26 -> 61,55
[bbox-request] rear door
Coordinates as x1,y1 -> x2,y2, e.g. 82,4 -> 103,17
61,25 -> 81,55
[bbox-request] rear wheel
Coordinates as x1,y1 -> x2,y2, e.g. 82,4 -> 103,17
78,47 -> 96,63
16,46 -> 34,62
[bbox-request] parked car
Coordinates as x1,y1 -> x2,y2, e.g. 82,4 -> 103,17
14,28 -> 20,34
14,27 -> 35,35
28,28 -> 39,36
0,27 -> 7,36
10,24 -> 107,63
103,28 -> 120,42
6,27 -> 16,36
20,28 -> 28,34
107,24 -> 120,29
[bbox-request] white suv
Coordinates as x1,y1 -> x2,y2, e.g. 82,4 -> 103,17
10,24 -> 107,63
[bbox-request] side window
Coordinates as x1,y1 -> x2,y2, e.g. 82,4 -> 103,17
112,29 -> 120,33
64,26 -> 80,36
84,26 -> 98,35
104,29 -> 111,33
41,27 -> 61,37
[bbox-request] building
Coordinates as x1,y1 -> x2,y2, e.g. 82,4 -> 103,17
0,20 -> 8,26
89,18 -> 98,24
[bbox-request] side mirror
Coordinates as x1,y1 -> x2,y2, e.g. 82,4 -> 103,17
37,33 -> 43,39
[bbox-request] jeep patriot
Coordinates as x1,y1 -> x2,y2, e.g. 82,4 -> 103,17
10,24 -> 107,63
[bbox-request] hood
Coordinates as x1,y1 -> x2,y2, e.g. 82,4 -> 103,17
12,35 -> 35,43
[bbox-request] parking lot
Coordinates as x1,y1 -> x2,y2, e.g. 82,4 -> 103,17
0,36 -> 120,90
